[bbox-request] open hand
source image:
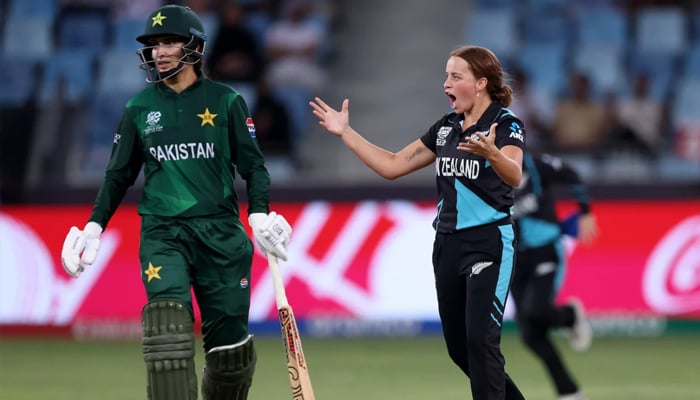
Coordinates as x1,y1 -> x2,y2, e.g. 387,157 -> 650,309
309,97 -> 350,137
457,122 -> 498,158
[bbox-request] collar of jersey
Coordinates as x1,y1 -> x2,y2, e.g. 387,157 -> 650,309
156,76 -> 204,97
458,100 -> 502,133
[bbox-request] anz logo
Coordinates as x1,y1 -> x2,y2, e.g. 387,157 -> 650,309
509,121 -> 524,142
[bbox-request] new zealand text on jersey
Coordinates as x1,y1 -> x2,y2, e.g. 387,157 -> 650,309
436,157 -> 480,178
149,142 -> 215,162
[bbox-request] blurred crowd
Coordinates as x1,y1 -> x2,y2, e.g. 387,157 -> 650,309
1,0 -> 699,205
0,0 -> 342,203
474,0 -> 700,181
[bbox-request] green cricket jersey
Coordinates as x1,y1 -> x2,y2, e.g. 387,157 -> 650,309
89,77 -> 270,227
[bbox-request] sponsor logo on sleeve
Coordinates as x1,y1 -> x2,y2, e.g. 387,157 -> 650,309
509,122 -> 524,142
246,117 -> 256,138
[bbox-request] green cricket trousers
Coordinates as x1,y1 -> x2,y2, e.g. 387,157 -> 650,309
139,214 -> 254,351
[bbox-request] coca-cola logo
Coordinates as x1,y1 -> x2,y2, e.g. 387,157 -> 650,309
642,215 -> 700,314
0,213 -> 119,325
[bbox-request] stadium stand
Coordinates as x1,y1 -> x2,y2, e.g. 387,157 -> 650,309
0,56 -> 39,108
464,8 -> 519,65
1,0 -> 699,203
38,49 -> 95,105
57,12 -> 109,57
7,0 -> 59,18
2,15 -> 53,62
463,0 -> 700,181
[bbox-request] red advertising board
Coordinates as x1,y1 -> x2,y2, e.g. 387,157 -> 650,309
1,200 -> 699,336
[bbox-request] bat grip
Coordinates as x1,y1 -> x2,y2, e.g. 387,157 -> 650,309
266,252 -> 289,309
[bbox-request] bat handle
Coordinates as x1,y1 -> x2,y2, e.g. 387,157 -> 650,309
266,252 -> 289,309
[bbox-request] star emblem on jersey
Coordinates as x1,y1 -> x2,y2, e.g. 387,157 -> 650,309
197,108 -> 217,126
151,11 -> 167,27
144,262 -> 162,282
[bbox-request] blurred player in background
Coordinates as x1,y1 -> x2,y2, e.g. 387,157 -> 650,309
311,45 -> 526,399
511,152 -> 598,400
60,5 -> 291,400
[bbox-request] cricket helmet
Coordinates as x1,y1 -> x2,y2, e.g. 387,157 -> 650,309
136,5 -> 208,83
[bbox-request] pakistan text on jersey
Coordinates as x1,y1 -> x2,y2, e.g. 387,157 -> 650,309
436,157 -> 480,178
149,142 -> 215,161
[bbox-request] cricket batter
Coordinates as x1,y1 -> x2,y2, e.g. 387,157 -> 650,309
60,5 -> 292,400
511,152 -> 598,400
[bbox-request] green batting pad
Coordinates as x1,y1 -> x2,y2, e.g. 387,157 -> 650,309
142,300 -> 197,400
201,334 -> 257,400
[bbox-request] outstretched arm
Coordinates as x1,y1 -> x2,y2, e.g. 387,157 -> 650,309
310,97 -> 435,180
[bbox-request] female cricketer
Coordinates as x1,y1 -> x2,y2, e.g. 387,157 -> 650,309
310,45 -> 526,399
60,5 -> 291,400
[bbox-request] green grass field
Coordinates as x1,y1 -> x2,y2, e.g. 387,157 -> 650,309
0,334 -> 698,399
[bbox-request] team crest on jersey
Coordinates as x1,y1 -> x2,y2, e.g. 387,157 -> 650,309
246,117 -> 256,138
144,111 -> 163,134
197,108 -> 217,127
470,129 -> 490,141
436,126 -> 451,146
113,132 -> 122,144
508,121 -> 524,142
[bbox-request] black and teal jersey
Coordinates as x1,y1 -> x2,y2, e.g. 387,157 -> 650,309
90,77 -> 270,227
420,101 -> 525,233
513,153 -> 591,250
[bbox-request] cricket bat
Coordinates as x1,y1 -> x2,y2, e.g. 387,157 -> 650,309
267,252 -> 316,400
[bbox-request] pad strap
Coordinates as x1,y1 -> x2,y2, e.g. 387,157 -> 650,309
202,334 -> 257,400
142,300 -> 197,400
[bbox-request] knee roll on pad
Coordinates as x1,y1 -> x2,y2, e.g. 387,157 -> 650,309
142,300 -> 197,400
201,334 -> 257,400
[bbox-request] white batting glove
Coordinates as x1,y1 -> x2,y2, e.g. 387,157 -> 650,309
248,212 -> 292,261
61,221 -> 103,278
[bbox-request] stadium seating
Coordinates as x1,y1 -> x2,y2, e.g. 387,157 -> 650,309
464,9 -> 519,63
522,8 -> 571,48
112,17 -> 145,51
627,52 -> 677,102
682,43 -> 700,79
574,6 -> 628,50
38,49 -> 95,105
572,45 -> 625,97
57,12 -> 108,56
243,10 -> 272,54
83,91 -> 133,172
7,0 -> 58,18
671,78 -> 700,125
0,56 -> 38,107
1,0 -> 697,187
95,50 -> 147,96
517,42 -> 568,96
634,7 -> 687,56
1,16 -> 53,62
693,10 -> 700,42
198,11 -> 220,40
473,0 -> 519,11
272,84 -> 312,159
